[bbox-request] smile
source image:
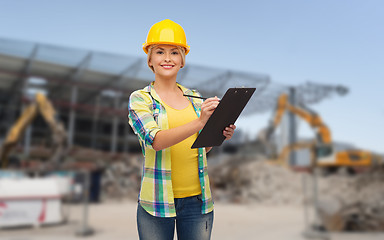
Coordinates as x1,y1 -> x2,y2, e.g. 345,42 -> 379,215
161,65 -> 174,69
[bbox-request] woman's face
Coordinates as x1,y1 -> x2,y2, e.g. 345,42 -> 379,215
149,45 -> 183,77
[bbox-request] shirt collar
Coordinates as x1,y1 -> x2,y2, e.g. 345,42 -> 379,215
144,81 -> 196,102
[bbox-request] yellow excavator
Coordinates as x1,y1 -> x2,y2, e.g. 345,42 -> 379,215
260,93 -> 382,172
0,93 -> 67,169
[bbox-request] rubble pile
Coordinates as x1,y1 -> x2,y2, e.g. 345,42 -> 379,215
208,156 -> 384,231
208,157 -> 304,204
317,169 -> 384,231
100,154 -> 142,201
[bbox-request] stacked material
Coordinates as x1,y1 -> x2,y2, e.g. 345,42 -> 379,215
69,146 -> 111,163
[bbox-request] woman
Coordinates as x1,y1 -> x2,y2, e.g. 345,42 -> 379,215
128,19 -> 236,240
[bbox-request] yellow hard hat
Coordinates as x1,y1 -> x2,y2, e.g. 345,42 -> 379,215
143,19 -> 190,55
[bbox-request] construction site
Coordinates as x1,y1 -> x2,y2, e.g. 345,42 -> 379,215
0,36 -> 383,240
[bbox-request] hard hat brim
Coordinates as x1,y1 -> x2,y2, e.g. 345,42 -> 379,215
143,42 -> 190,55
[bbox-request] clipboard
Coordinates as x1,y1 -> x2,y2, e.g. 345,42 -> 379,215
191,87 -> 256,148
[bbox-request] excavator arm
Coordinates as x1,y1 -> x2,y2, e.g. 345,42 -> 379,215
261,93 -> 333,162
0,93 -> 67,169
1,104 -> 38,168
35,93 -> 67,164
286,103 -> 331,145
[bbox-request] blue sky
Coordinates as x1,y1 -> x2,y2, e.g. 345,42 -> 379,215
0,0 -> 383,153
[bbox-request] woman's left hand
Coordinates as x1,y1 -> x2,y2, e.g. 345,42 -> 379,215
223,124 -> 236,140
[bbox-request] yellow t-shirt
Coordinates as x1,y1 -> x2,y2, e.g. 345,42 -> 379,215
163,101 -> 202,198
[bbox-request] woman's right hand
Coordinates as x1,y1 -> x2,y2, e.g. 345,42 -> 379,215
199,96 -> 220,125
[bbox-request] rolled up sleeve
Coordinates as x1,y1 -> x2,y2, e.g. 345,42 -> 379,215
128,91 -> 161,150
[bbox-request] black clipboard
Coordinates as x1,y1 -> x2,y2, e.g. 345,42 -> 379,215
191,87 -> 256,148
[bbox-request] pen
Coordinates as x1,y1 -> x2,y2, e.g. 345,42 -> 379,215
183,94 -> 208,100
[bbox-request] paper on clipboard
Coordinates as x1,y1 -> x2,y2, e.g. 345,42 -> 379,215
191,87 -> 256,149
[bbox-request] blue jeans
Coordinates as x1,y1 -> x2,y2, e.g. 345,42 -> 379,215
137,195 -> 214,240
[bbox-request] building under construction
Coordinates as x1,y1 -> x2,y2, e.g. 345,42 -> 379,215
0,37 -> 272,155
0,37 -> 349,160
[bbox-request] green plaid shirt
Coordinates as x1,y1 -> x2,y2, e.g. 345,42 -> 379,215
128,82 -> 214,217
